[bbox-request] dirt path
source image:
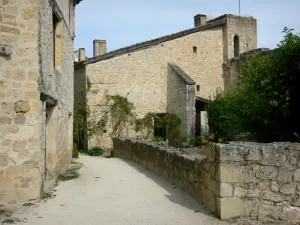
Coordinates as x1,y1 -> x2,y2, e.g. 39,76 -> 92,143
4,155 -> 230,225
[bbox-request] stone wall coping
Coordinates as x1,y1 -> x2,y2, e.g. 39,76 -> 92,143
114,138 -> 207,162
168,63 -> 196,85
228,48 -> 272,63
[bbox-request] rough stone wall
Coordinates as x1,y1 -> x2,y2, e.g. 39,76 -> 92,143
224,15 -> 257,60
113,139 -> 300,224
167,63 -> 196,144
74,64 -> 86,110
217,142 -> 300,224
0,0 -> 43,204
0,0 -> 76,205
113,138 -> 219,213
86,27 -> 224,148
38,0 -> 75,188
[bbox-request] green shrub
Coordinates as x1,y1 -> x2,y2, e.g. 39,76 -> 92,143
206,92 -> 242,142
207,28 -> 300,142
88,146 -> 105,156
190,134 -> 210,147
152,136 -> 165,142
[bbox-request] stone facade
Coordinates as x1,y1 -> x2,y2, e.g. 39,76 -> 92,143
0,0 -> 80,205
113,138 -> 300,224
167,63 -> 196,144
75,14 -> 258,149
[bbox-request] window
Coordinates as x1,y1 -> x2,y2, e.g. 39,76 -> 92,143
53,11 -> 62,68
193,46 -> 197,54
196,85 -> 200,91
234,35 -> 240,57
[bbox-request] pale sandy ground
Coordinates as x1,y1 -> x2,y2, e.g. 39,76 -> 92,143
0,155 -> 276,225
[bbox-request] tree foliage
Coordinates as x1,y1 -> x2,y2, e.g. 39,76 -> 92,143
207,28 -> 300,142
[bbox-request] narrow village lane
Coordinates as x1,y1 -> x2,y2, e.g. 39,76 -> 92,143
8,155 -> 230,225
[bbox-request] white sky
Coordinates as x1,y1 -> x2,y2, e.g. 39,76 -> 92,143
75,0 -> 300,57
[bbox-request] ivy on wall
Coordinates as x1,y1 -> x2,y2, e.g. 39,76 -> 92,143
73,93 -> 182,147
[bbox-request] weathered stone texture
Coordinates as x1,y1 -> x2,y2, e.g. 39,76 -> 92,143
0,0 -> 76,205
76,14 -> 257,149
85,27 -> 224,149
167,63 -> 196,144
113,138 -> 219,214
113,139 -> 300,223
14,100 -> 30,113
217,142 -> 300,223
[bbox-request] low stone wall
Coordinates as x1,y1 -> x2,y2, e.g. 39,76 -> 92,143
113,138 -> 219,213
113,138 -> 300,224
217,142 -> 300,223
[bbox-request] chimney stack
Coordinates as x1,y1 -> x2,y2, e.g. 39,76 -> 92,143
194,14 -> 207,27
93,40 -> 107,57
78,48 -> 86,62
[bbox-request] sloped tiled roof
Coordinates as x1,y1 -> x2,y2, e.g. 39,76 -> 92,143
85,18 -> 227,64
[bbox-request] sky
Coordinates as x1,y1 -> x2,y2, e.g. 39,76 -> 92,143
75,0 -> 300,57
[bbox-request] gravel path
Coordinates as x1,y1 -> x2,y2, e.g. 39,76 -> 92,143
5,155 -> 230,225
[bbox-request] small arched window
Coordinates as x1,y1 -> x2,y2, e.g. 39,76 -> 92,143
234,35 -> 240,57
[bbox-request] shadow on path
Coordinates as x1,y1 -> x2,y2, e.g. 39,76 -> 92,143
119,158 -> 215,218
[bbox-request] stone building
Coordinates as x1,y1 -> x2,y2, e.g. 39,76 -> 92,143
74,14 -> 257,149
0,0 -> 82,205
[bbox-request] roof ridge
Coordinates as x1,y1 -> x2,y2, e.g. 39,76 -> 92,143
84,18 -> 227,64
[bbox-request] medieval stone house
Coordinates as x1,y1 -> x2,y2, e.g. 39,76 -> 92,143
0,0 -> 82,205
74,14 -> 257,149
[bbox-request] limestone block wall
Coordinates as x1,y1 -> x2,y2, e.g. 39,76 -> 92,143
224,15 -> 257,60
0,0 -> 76,205
167,63 -> 196,144
86,27 -> 224,149
0,0 -> 43,204
113,138 -> 219,214
74,65 -> 86,110
38,0 -> 75,186
113,139 -> 300,224
217,142 -> 300,224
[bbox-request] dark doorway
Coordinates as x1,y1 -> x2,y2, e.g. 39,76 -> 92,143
195,98 -> 208,138
154,113 -> 167,139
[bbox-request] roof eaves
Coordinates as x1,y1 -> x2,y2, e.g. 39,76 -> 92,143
85,18 -> 227,65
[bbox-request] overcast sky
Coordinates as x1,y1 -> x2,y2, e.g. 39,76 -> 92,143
75,0 -> 300,57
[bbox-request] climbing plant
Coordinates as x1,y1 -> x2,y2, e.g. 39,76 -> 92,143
87,77 -> 92,92
101,94 -> 136,136
135,113 -> 159,139
73,93 -> 182,146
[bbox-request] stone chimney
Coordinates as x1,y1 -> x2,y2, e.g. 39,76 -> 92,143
78,48 -> 86,62
93,40 -> 107,57
194,14 -> 207,27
